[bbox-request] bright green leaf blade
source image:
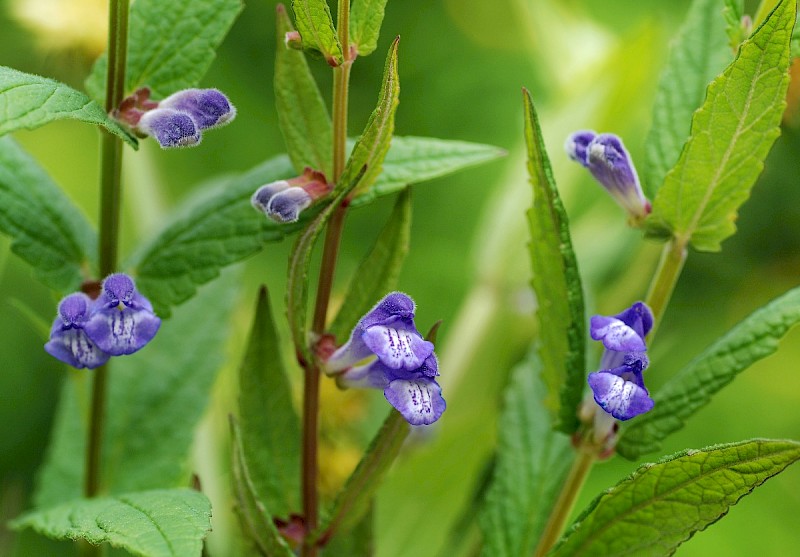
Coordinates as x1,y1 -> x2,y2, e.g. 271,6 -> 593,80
523,88 -> 586,434
316,410 -> 410,544
328,189 -> 412,341
478,353 -> 574,557
618,286 -> 800,460
35,272 -> 239,507
86,0 -> 243,102
642,0 -> 732,197
351,136 -> 506,208
126,155 -> 295,317
290,0 -> 344,66
647,0 -> 795,252
238,287 -> 301,519
723,0 -> 747,51
339,37 -> 400,197
275,4 -> 333,176
0,66 -> 137,147
12,489 -> 210,557
350,0 -> 388,56
0,136 -> 96,292
551,439 -> 800,557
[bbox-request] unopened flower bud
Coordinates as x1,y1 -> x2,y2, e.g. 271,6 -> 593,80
251,168 -> 332,224
284,30 -> 303,50
159,88 -> 236,130
136,108 -> 200,148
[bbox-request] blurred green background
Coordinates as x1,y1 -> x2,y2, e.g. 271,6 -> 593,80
1,0 -> 799,555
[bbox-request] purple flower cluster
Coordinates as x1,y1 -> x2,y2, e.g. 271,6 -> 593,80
324,292 -> 446,426
45,274 -> 161,369
587,302 -> 654,421
251,168 -> 332,223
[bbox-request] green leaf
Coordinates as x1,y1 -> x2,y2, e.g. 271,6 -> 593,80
328,188 -> 412,341
551,439 -> 800,557
127,155 -> 295,316
339,37 -> 400,197
478,354 -> 574,557
642,0 -> 732,197
322,505 -> 374,557
351,135 -> 506,208
792,19 -> 800,58
647,0 -> 795,251
275,4 -> 333,176
86,0 -> 243,102
12,489 -> 211,557
0,136 -> 96,292
618,286 -> 800,460
0,66 -> 137,147
238,287 -> 301,519
35,271 -> 239,507
316,410 -> 410,545
350,0 -> 388,56
723,0 -> 747,51
523,88 -> 586,434
230,418 -> 295,557
290,0 -> 344,66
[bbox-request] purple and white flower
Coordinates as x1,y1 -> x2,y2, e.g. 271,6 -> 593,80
136,108 -> 201,148
159,88 -> 236,130
44,293 -> 110,369
251,168 -> 332,224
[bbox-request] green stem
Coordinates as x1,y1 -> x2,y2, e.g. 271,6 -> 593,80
644,238 -> 688,339
533,450 -> 595,557
85,0 -> 130,504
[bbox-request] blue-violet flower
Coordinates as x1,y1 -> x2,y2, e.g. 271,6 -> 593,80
137,108 -> 201,148
565,130 -> 651,224
251,168 -> 331,223
44,293 -> 110,369
158,88 -> 236,130
325,292 -> 446,426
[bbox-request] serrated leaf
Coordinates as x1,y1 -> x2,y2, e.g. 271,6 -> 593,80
618,286 -> 800,460
291,0 -> 344,66
12,489 -> 211,557
551,439 -> 800,557
478,354 -> 574,557
238,287 -> 300,519
0,66 -> 137,147
315,410 -> 410,544
275,4 -> 333,176
126,155 -> 296,317
0,136 -> 96,292
328,189 -> 412,341
643,0 -> 732,197
86,0 -> 243,102
647,0 -> 795,252
339,37 -> 400,197
351,136 -> 506,208
350,0 -> 388,56
523,88 -> 586,434
35,272 -> 239,507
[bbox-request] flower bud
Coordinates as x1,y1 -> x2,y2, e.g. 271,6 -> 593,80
136,108 -> 200,148
159,88 -> 236,130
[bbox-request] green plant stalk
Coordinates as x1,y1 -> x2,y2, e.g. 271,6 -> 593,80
302,2 -> 352,555
644,238 -> 688,339
86,0 -> 130,504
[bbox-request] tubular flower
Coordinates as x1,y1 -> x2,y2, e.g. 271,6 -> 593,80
251,167 -> 332,224
44,293 -> 110,369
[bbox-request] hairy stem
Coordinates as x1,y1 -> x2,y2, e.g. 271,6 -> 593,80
645,238 -> 688,340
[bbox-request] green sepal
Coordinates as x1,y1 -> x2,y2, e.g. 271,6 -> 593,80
350,0 -> 388,56
290,0 -> 344,66
523,88 -> 586,434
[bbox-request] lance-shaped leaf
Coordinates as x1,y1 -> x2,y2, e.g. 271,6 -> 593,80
290,0 -> 344,66
618,286 -> 800,460
314,410 -> 410,545
0,66 -> 137,147
12,489 -> 211,557
647,0 -> 795,251
551,439 -> 800,557
478,353 -> 574,557
338,37 -> 400,197
328,188 -> 412,341
238,287 -> 300,519
86,0 -> 243,102
0,136 -> 96,292
230,417 -> 295,557
642,0 -> 732,197
350,0 -> 388,56
351,136 -> 505,208
523,88 -> 586,434
275,4 -> 333,176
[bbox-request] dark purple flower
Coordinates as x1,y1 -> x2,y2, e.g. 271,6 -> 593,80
136,108 -> 200,148
83,274 -> 161,356
565,131 -> 651,223
159,88 -> 236,130
325,292 -> 445,425
44,293 -> 110,369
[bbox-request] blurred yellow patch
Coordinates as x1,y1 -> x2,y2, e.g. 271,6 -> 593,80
10,0 -> 108,57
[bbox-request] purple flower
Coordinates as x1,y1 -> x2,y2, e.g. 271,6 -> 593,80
565,131 -> 651,223
159,88 -> 236,130
587,302 -> 654,421
45,293 -> 110,369
325,292 -> 446,425
251,168 -> 332,224
83,274 -> 161,356
136,108 -> 201,148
